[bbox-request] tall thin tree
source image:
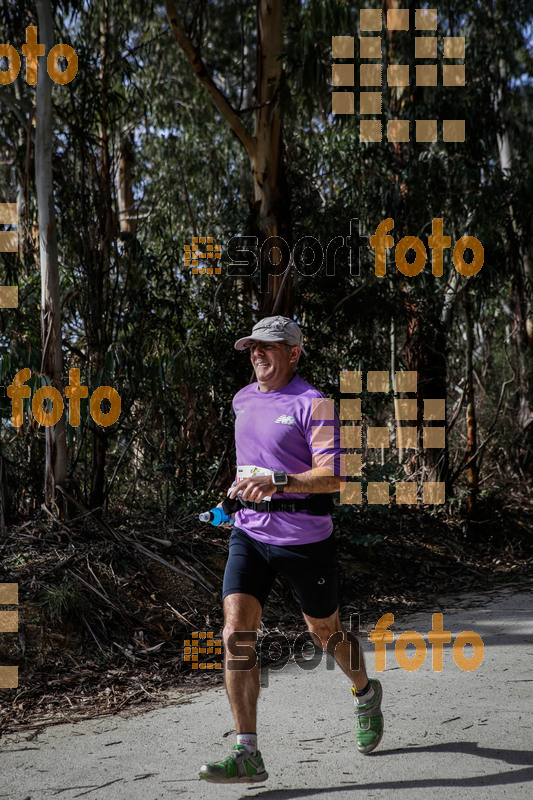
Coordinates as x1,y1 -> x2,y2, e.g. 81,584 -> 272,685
164,0 -> 293,314
36,0 -> 67,509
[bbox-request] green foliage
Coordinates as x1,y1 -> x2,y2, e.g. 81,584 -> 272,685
39,580 -> 88,624
0,0 -> 531,515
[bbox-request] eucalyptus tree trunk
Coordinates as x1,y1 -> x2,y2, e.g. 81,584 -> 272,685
165,0 -> 292,315
385,0 -> 448,486
117,130 -> 137,238
88,0 -> 115,509
464,286 -> 479,516
253,0 -> 292,312
36,0 -> 67,509
494,61 -> 533,470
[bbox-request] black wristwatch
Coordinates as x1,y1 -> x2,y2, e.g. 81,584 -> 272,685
272,471 -> 288,492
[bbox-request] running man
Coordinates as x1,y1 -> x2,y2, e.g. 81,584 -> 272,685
199,316 -> 384,783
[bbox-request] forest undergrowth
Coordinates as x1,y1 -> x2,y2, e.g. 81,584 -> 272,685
0,482 -> 531,737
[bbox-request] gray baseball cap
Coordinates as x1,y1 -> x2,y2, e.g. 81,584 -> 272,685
234,316 -> 308,356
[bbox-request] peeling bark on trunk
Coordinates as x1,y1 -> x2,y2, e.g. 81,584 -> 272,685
36,0 -> 67,510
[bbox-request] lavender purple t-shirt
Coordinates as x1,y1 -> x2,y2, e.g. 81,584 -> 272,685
232,373 -> 344,545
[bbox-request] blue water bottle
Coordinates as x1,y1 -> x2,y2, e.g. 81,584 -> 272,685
198,507 -> 235,527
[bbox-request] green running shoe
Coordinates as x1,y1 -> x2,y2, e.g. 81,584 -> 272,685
199,744 -> 268,783
352,678 -> 384,754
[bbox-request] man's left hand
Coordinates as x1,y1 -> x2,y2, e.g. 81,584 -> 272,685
227,476 -> 276,503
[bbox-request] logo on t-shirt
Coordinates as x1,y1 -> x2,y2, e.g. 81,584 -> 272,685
274,414 -> 296,425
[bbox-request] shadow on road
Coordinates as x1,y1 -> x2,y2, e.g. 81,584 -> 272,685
372,740 -> 533,765
240,741 -> 533,799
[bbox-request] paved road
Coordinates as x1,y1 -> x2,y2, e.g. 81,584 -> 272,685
1,587 -> 532,799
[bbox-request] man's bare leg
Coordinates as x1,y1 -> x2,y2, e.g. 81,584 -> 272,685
303,606 -> 384,754
223,593 -> 262,733
303,607 -> 369,689
199,593 -> 267,782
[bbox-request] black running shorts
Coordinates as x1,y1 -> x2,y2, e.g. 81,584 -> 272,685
222,526 -> 339,619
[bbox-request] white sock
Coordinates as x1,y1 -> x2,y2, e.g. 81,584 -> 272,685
237,733 -> 257,755
355,683 -> 375,705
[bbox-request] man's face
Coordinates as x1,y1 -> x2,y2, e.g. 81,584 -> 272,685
247,339 -> 299,391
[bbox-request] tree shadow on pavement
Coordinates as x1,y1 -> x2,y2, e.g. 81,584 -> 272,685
238,741 -> 533,799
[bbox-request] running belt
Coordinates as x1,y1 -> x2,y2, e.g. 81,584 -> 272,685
222,494 -> 334,516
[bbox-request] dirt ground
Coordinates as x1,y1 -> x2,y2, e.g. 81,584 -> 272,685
1,492 -> 532,737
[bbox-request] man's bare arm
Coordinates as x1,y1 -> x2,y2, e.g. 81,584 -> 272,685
286,467 -> 342,494
227,468 -> 342,503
